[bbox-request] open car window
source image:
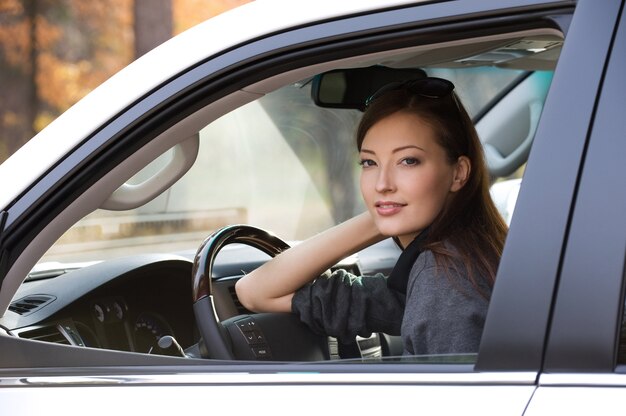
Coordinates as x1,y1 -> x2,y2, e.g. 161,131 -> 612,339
40,66 -> 536,267
0,0 -> 586,376
24,61 -> 554,366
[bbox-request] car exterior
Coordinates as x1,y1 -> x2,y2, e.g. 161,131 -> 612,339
1,0 -> 626,414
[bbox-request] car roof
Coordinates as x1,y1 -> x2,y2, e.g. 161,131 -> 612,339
0,0 -> 418,209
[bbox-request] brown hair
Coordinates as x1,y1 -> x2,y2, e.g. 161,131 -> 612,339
356,86 -> 508,293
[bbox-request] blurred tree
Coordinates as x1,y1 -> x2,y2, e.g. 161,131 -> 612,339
0,0 -> 250,163
173,0 -> 249,34
0,0 -> 36,159
134,0 -> 172,57
0,0 -> 134,162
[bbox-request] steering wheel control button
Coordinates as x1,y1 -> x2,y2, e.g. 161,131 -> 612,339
252,346 -> 272,360
236,318 -> 267,345
243,330 -> 266,345
252,331 -> 266,343
234,317 -> 272,359
236,318 -> 257,332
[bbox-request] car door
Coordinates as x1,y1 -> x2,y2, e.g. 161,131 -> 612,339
477,0 -> 624,371
524,1 -> 626,413
0,0 -> 617,414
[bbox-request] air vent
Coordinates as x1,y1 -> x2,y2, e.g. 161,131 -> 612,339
9,295 -> 56,316
18,325 -> 70,345
228,286 -> 251,315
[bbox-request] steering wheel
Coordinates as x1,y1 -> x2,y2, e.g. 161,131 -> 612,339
192,224 -> 327,361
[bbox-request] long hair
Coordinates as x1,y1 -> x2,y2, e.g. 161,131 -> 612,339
356,86 -> 508,293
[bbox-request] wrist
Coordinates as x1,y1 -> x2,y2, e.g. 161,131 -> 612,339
352,211 -> 385,245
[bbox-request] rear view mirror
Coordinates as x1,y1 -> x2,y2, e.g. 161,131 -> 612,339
311,66 -> 426,111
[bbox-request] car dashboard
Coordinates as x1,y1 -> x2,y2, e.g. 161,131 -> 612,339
5,254 -> 198,355
1,240 -> 402,360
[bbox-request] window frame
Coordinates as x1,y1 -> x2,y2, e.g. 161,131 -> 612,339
0,0 -> 584,375
541,0 -> 626,374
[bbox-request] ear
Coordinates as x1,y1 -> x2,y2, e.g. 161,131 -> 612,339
450,156 -> 471,192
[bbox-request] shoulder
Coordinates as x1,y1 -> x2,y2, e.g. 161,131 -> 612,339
407,245 -> 491,300
406,248 -> 438,285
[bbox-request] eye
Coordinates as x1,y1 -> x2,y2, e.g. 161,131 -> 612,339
359,159 -> 376,168
401,157 -> 420,166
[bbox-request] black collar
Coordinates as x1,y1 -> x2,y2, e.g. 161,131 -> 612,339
387,230 -> 429,294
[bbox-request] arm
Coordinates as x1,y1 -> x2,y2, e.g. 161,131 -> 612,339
235,212 -> 384,313
292,270 -> 405,341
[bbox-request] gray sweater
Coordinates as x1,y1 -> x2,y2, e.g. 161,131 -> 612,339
291,249 -> 491,356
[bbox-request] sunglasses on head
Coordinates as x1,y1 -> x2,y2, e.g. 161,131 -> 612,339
365,77 -> 455,108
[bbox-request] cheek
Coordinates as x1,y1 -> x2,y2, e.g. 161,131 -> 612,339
406,169 -> 453,204
431,173 -> 456,207
359,173 -> 373,202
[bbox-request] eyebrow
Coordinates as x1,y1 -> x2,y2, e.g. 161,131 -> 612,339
360,145 -> 426,154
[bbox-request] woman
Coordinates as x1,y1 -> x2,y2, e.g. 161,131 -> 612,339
235,77 -> 508,356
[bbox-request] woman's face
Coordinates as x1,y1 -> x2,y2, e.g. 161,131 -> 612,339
359,111 -> 466,247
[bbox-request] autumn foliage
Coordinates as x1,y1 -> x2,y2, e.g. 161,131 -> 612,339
0,0 -> 250,162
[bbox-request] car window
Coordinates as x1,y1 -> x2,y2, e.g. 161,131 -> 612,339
27,62 -> 555,366
0,0 -> 580,374
39,66 -> 538,267
427,67 -> 525,118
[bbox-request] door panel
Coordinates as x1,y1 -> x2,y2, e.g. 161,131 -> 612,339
477,0 -> 624,371
0,373 -> 536,416
542,0 -> 626,371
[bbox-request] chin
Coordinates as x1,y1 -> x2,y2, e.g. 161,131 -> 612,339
376,223 -> 420,241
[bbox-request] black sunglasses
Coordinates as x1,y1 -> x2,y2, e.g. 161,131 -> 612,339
365,77 -> 455,108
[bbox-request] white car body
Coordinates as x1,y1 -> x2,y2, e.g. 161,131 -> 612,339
1,0 -> 625,414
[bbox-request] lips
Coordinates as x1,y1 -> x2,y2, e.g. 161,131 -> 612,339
375,201 -> 406,216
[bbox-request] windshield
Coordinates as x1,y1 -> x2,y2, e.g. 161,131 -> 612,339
39,66 -> 524,266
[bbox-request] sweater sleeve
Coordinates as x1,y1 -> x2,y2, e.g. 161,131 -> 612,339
291,269 -> 405,343
402,252 -> 491,355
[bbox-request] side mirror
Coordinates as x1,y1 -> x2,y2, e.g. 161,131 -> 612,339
311,66 -> 426,111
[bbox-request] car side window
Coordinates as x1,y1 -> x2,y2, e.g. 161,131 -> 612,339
43,68 -> 551,265
29,63 -> 555,364
14,12 -> 563,366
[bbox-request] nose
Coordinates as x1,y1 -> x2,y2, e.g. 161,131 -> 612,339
375,164 -> 395,194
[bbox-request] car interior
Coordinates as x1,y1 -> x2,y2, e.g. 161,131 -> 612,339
0,27 -> 562,364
